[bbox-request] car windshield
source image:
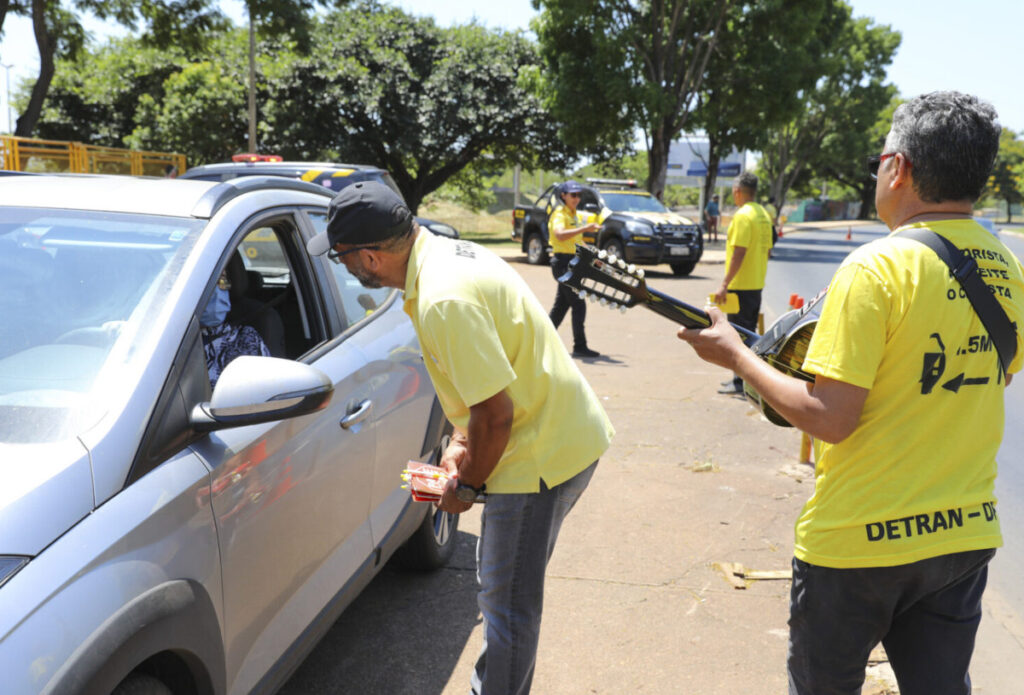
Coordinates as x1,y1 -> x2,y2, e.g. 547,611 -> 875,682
601,192 -> 670,214
0,208 -> 203,443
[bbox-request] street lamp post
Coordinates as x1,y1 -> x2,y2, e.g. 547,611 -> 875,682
1,63 -> 13,135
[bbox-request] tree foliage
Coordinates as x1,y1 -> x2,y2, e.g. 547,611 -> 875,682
266,5 -> 572,211
533,0 -> 730,199
691,0 -> 845,217
986,128 -> 1024,223
758,3 -> 900,218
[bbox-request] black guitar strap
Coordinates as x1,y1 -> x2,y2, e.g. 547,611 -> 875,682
898,227 -> 1017,376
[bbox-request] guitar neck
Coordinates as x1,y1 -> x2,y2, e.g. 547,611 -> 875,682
643,285 -> 760,345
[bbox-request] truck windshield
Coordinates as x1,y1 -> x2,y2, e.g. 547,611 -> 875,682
601,192 -> 669,214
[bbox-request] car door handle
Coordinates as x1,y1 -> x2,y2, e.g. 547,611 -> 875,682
339,399 -> 373,430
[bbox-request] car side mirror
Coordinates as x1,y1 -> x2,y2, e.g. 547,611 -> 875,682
190,356 -> 333,432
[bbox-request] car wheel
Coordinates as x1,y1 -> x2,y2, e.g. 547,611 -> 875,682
392,426 -> 459,571
112,673 -> 173,695
526,232 -> 549,265
601,237 -> 625,260
670,261 -> 697,277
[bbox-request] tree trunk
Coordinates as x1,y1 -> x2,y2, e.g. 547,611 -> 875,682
16,0 -> 56,137
648,125 -> 669,202
857,184 -> 874,220
0,0 -> 12,37
702,133 -> 720,214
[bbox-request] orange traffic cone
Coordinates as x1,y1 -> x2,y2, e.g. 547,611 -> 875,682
846,227 -> 852,241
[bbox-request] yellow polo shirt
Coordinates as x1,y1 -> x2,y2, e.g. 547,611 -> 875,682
548,205 -> 610,254
725,202 -> 772,290
797,218 -> 1024,568
402,231 -> 614,492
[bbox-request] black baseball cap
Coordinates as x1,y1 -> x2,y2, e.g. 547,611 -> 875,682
306,181 -> 414,256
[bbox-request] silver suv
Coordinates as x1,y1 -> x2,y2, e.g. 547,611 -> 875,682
0,174 -> 456,694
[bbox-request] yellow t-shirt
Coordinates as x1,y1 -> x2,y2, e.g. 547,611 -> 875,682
548,205 -> 610,254
797,218 -> 1024,568
403,231 -> 615,493
725,202 -> 772,290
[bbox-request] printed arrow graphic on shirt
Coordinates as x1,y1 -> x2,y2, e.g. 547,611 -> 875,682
941,373 -> 990,393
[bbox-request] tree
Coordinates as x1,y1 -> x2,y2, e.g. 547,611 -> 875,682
817,93 -> 900,220
533,0 -> 730,200
987,128 -> 1024,223
266,6 -> 572,212
691,0 -> 845,219
758,4 -> 900,219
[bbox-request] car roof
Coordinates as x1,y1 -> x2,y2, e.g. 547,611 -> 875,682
0,173 -> 333,218
182,161 -> 386,177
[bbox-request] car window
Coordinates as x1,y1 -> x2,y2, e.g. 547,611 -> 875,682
600,191 -> 669,214
306,211 -> 394,330
0,209 -> 203,443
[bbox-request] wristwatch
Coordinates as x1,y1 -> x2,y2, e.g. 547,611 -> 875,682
454,480 -> 486,503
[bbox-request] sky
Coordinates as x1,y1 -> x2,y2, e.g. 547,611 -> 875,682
2,0 -> 1023,137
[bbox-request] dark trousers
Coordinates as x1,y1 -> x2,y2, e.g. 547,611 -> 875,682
549,254 -> 588,350
788,549 -> 994,695
726,289 -> 761,385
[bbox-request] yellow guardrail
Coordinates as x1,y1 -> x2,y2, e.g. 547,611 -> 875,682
0,136 -> 185,177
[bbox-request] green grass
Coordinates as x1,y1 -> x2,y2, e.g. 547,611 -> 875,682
419,199 -> 518,249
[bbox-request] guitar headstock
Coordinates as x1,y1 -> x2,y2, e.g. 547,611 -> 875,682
557,245 -> 648,311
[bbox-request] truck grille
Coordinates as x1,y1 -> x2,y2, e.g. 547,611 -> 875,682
658,225 -> 700,240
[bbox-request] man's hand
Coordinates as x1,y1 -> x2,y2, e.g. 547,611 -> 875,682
436,437 -> 473,514
713,284 -> 730,306
677,306 -> 746,371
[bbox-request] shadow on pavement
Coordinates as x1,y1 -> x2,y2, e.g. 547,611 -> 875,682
278,529 -> 481,695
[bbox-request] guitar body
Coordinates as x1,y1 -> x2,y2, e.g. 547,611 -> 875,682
744,302 -> 822,426
558,244 -> 826,427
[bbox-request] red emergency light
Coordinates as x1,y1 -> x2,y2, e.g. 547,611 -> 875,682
232,153 -> 284,163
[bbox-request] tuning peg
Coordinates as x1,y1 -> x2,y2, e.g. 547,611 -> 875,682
578,290 -> 587,300
636,268 -> 645,279
617,259 -> 627,269
608,254 -> 618,264
627,264 -> 636,274
597,249 -> 607,260
588,294 -> 598,303
599,298 -> 608,307
619,305 -> 628,313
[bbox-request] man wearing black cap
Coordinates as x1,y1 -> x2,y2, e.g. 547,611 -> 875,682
307,181 -> 615,695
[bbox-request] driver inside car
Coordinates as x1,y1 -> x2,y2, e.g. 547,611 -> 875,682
201,271 -> 270,387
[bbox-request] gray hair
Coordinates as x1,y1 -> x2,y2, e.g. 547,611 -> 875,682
886,91 -> 1000,203
733,172 -> 758,195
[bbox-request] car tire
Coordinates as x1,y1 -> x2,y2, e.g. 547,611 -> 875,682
526,232 -> 549,265
112,673 -> 173,695
392,426 -> 459,571
601,237 -> 625,260
670,261 -> 697,277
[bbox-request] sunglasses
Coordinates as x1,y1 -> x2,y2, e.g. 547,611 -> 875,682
566,192 -> 582,198
327,245 -> 381,264
867,152 -> 902,180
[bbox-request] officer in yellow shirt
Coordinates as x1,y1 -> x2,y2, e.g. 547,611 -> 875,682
676,91 -> 1024,695
716,172 -> 773,394
548,180 -> 602,358
306,180 -> 614,695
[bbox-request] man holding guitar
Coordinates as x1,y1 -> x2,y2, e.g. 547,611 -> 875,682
717,172 -> 774,394
678,92 -> 1024,695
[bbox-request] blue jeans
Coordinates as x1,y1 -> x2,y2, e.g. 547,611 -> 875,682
470,461 -> 598,695
788,548 -> 995,695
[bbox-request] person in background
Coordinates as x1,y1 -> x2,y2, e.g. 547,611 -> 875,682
704,193 -> 721,242
716,173 -> 773,395
548,180 -> 602,358
200,271 -> 270,387
305,180 -> 614,695
677,91 -> 1024,695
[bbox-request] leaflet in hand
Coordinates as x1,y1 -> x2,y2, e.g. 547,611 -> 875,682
401,461 -> 452,503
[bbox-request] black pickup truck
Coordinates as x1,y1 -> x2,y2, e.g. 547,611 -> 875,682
511,179 -> 704,275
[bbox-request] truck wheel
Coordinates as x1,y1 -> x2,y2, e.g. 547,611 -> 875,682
526,232 -> 548,265
601,237 -> 625,260
670,261 -> 697,277
392,426 -> 459,571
